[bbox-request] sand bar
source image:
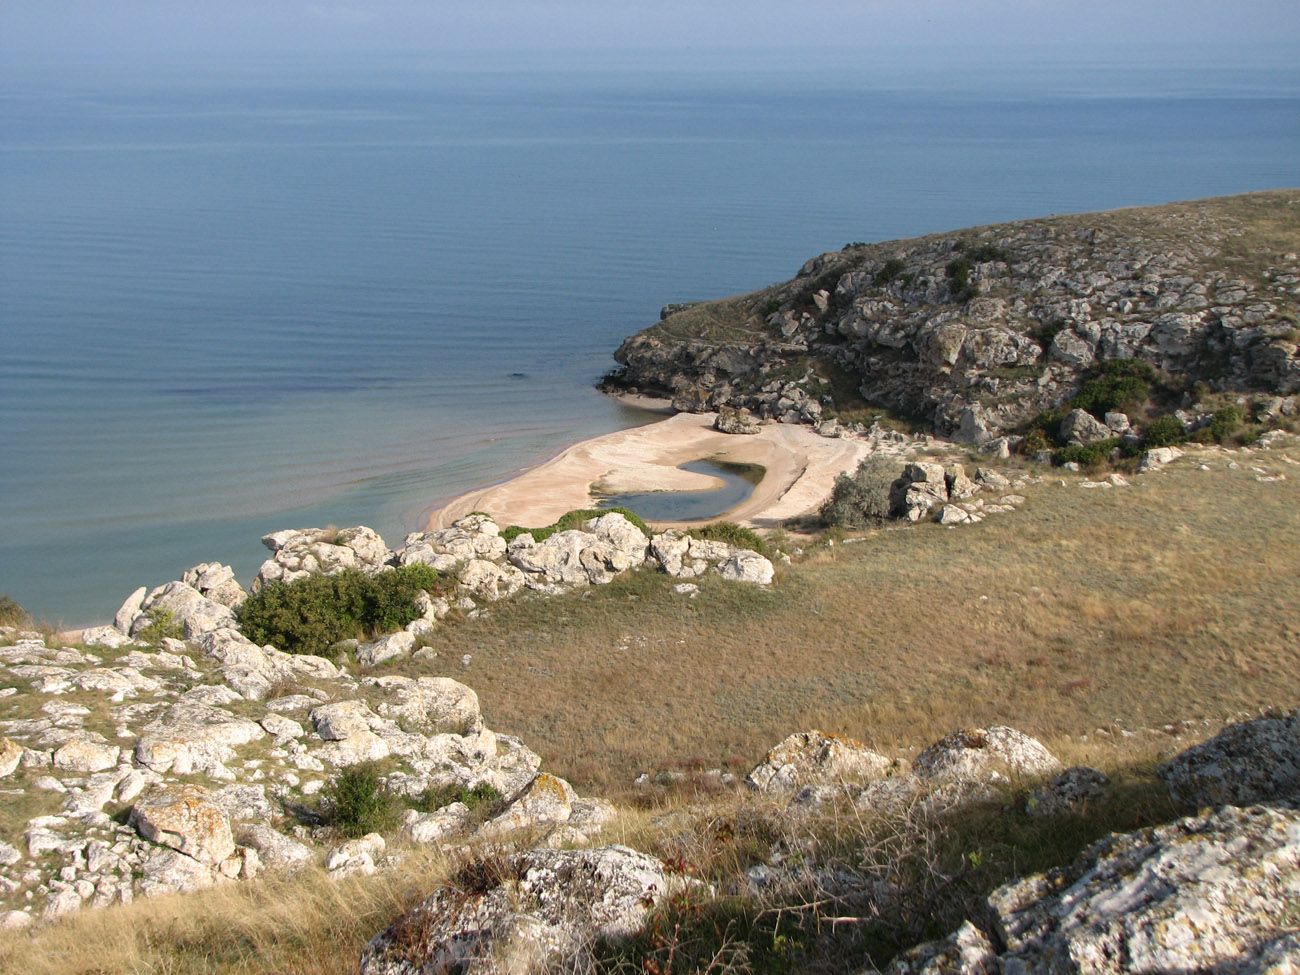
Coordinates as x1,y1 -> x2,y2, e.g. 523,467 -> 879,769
425,411 -> 879,531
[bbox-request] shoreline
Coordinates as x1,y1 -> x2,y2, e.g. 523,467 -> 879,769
423,410 -> 880,531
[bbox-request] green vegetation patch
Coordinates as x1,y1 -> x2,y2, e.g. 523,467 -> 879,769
318,761 -> 402,838
500,507 -> 652,544
685,521 -> 769,556
820,456 -> 899,528
236,563 -> 451,656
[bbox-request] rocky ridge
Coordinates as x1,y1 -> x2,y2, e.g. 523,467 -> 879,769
603,191 -> 1300,442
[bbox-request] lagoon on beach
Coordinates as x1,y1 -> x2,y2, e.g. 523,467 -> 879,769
3,59 -> 1299,625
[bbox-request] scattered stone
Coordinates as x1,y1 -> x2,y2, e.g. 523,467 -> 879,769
129,784 -> 235,866
745,730 -> 892,792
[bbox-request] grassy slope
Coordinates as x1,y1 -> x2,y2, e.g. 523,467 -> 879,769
423,444 -> 1300,794
4,445 -> 1297,974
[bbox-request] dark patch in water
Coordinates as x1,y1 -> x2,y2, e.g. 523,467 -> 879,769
596,458 -> 763,522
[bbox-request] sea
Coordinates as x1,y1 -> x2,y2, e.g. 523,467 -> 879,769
2,56 -> 1298,625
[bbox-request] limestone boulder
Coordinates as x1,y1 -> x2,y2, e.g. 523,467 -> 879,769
987,805 -> 1300,974
234,824 -> 315,874
114,586 -> 148,634
133,702 -> 265,775
477,773 -> 576,840
355,631 -> 416,668
371,676 -> 481,736
401,515 -> 507,571
130,581 -> 237,640
714,407 -> 762,434
180,562 -> 248,609
1060,408 -> 1114,446
129,784 -> 235,866
0,737 -> 25,777
52,740 -> 120,774
1157,709 -> 1299,808
255,525 -> 393,590
912,726 -> 1062,785
718,550 -> 774,585
745,730 -> 892,792
457,559 -> 526,602
359,846 -> 689,975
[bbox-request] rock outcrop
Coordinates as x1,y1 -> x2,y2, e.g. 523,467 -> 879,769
1157,708 -> 1299,808
603,192 -> 1300,441
359,846 -> 690,975
890,805 -> 1300,974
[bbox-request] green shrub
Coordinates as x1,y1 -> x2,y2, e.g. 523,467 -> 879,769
686,522 -> 768,556
1070,359 -> 1157,417
1207,406 -> 1242,443
820,456 -> 899,528
415,781 -> 504,817
1142,414 -> 1188,448
136,608 -> 183,645
501,507 -> 652,544
965,243 -> 1012,263
874,258 -> 907,287
762,298 -> 782,316
945,257 -> 972,297
236,564 -> 451,656
319,762 -> 401,838
0,595 -> 30,629
1053,438 -> 1121,470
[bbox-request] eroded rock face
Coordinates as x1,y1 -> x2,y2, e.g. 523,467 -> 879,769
995,805 -> 1300,974
892,806 -> 1300,974
254,525 -> 393,591
129,784 -> 235,866
1157,709 -> 1299,808
359,846 -> 687,975
401,515 -> 509,572
745,730 -> 892,792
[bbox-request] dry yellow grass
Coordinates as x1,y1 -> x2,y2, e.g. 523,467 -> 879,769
404,442 -> 1300,794
0,850 -> 451,975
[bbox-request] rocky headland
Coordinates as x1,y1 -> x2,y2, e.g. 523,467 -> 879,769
601,190 -> 1300,445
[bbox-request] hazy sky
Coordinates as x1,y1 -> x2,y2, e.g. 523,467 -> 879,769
3,0 -> 1297,73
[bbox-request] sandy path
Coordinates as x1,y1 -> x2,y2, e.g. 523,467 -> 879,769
425,412 -> 880,531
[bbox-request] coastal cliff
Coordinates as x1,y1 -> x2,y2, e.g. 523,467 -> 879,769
602,190 -> 1300,440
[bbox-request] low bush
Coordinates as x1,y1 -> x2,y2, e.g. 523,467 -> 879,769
500,506 -> 651,544
821,456 -> 899,528
136,608 -> 184,645
686,521 -> 768,556
1142,414 -> 1188,448
0,595 -> 31,628
1070,359 -> 1157,418
319,762 -> 401,838
874,258 -> 907,287
1054,438 -> 1121,470
1207,406 -> 1243,443
236,564 -> 451,656
414,782 -> 504,817
965,242 -> 1012,263
945,257 -> 972,297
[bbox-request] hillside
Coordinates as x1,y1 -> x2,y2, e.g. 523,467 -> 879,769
602,190 -> 1300,440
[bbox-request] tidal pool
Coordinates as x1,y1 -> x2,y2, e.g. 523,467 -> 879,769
596,458 -> 764,522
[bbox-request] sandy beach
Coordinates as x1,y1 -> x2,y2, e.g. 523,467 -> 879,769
424,409 -> 880,531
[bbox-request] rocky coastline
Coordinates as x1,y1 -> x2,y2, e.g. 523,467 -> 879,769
3,191 -> 1299,972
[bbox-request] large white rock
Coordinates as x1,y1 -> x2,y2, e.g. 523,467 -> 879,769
133,702 -> 265,775
401,515 -> 508,571
129,783 -> 235,866
912,726 -> 1062,784
370,676 -> 481,736
745,730 -> 892,792
359,846 -> 691,975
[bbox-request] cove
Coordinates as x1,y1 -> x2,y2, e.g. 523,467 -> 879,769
596,459 -> 763,523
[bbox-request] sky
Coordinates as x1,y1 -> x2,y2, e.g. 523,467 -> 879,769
2,0 -> 1297,76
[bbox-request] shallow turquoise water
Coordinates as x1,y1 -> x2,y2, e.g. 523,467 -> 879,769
2,62 -> 1297,623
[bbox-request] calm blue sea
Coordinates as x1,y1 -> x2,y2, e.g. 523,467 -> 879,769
2,60 -> 1298,625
